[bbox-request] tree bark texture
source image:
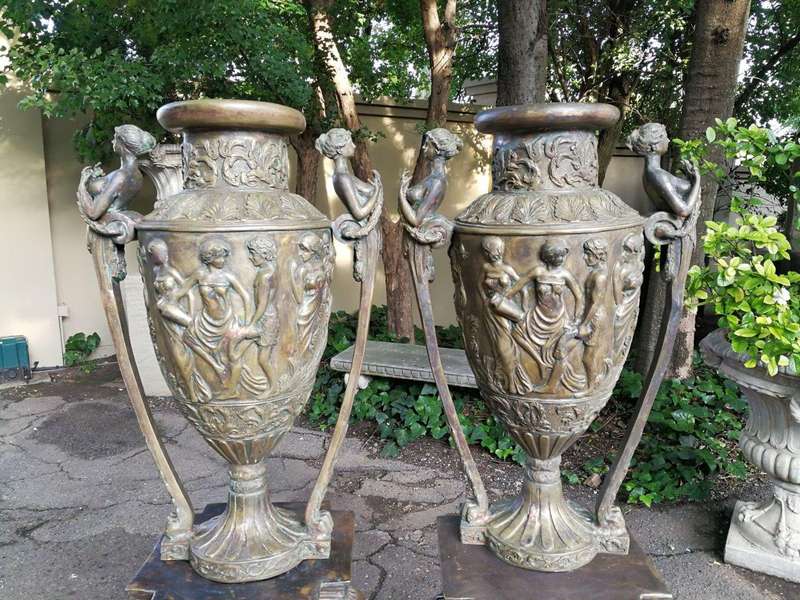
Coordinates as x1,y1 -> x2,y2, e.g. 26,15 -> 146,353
496,0 -> 548,105
291,129 -> 322,207
306,0 -> 415,339
636,0 -> 751,378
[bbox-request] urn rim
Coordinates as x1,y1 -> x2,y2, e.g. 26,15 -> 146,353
475,103 -> 619,135
157,99 -> 306,135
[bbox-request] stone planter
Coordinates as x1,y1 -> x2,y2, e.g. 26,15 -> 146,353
701,328 -> 800,583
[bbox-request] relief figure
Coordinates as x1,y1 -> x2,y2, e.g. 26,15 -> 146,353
399,128 -> 462,228
147,239 -> 208,402
290,232 -> 331,359
579,239 -> 612,386
78,125 -> 156,246
399,128 -> 462,279
244,236 -> 280,391
628,123 -> 699,220
504,240 -> 585,394
479,236 -> 532,394
613,233 -> 644,363
176,238 -> 254,397
316,129 -> 382,281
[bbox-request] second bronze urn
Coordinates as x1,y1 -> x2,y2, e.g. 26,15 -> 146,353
449,104 -> 647,571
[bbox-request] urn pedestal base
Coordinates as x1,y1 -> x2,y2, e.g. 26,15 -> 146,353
461,457 -> 629,571
189,464 -> 329,583
440,515 -> 672,599
127,503 -> 361,600
725,496 -> 800,584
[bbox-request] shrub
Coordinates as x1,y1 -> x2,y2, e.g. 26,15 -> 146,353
308,308 -> 748,505
64,331 -> 101,371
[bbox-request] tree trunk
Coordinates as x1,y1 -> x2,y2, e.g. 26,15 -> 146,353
306,0 -> 415,339
291,129 -> 322,207
636,0 -> 751,378
496,0 -> 548,105
597,78 -> 631,184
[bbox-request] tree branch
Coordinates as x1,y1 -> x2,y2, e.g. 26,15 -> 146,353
735,30 -> 800,112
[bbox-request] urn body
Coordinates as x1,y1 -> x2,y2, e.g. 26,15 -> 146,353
450,104 -> 646,571
136,100 -> 334,582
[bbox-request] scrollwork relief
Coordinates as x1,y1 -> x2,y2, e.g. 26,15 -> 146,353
184,137 -> 289,190
490,133 -> 598,193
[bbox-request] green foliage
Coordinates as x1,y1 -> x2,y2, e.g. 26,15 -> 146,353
618,361 -> 748,507
1,0 -> 319,162
675,117 -> 800,226
687,215 -> 800,375
309,307 -> 749,506
64,331 -> 101,371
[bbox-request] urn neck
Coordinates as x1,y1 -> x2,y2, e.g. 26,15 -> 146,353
491,129 -> 599,193
181,129 -> 290,192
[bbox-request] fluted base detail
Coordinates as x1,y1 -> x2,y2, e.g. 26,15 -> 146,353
469,457 -> 628,572
188,464 -> 327,583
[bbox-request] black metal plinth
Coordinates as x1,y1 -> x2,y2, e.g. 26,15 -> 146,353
438,515 -> 672,600
127,503 -> 362,600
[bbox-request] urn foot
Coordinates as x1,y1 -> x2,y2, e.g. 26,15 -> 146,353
189,464 -> 328,582
474,457 -> 629,571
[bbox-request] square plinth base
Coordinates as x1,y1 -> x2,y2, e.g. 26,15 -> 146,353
725,500 -> 800,584
127,503 -> 362,600
438,516 -> 672,600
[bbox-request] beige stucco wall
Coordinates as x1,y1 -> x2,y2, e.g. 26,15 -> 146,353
0,93 -> 648,368
0,88 -> 62,367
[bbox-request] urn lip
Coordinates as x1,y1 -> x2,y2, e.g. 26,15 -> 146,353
157,99 -> 306,135
475,103 -> 619,134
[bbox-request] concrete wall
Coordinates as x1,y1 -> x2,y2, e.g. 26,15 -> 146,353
0,93 -> 648,368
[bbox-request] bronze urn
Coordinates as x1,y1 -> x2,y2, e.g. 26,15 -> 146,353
449,104 -> 646,571
78,99 -> 339,584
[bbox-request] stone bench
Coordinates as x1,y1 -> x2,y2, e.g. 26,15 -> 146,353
329,340 -> 477,389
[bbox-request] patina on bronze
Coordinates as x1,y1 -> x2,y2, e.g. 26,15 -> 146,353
430,106 -> 700,574
399,128 -> 491,537
77,99 -> 362,593
306,128 -> 383,534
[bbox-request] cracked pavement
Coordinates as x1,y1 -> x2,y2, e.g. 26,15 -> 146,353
2,363 -> 800,599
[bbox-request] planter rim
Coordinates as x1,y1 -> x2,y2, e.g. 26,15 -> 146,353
157,99 -> 306,135
700,328 -> 799,378
474,102 -> 619,135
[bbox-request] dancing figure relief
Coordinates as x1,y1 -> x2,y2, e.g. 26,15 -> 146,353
316,129 -> 382,281
147,239 -> 211,402
290,232 -> 333,361
503,240 -> 585,394
174,238 -> 254,399
479,237 -> 532,394
579,239 -> 613,386
612,234 -> 645,363
244,237 -> 281,391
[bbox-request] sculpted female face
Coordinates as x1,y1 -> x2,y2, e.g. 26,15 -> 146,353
341,137 -> 356,158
